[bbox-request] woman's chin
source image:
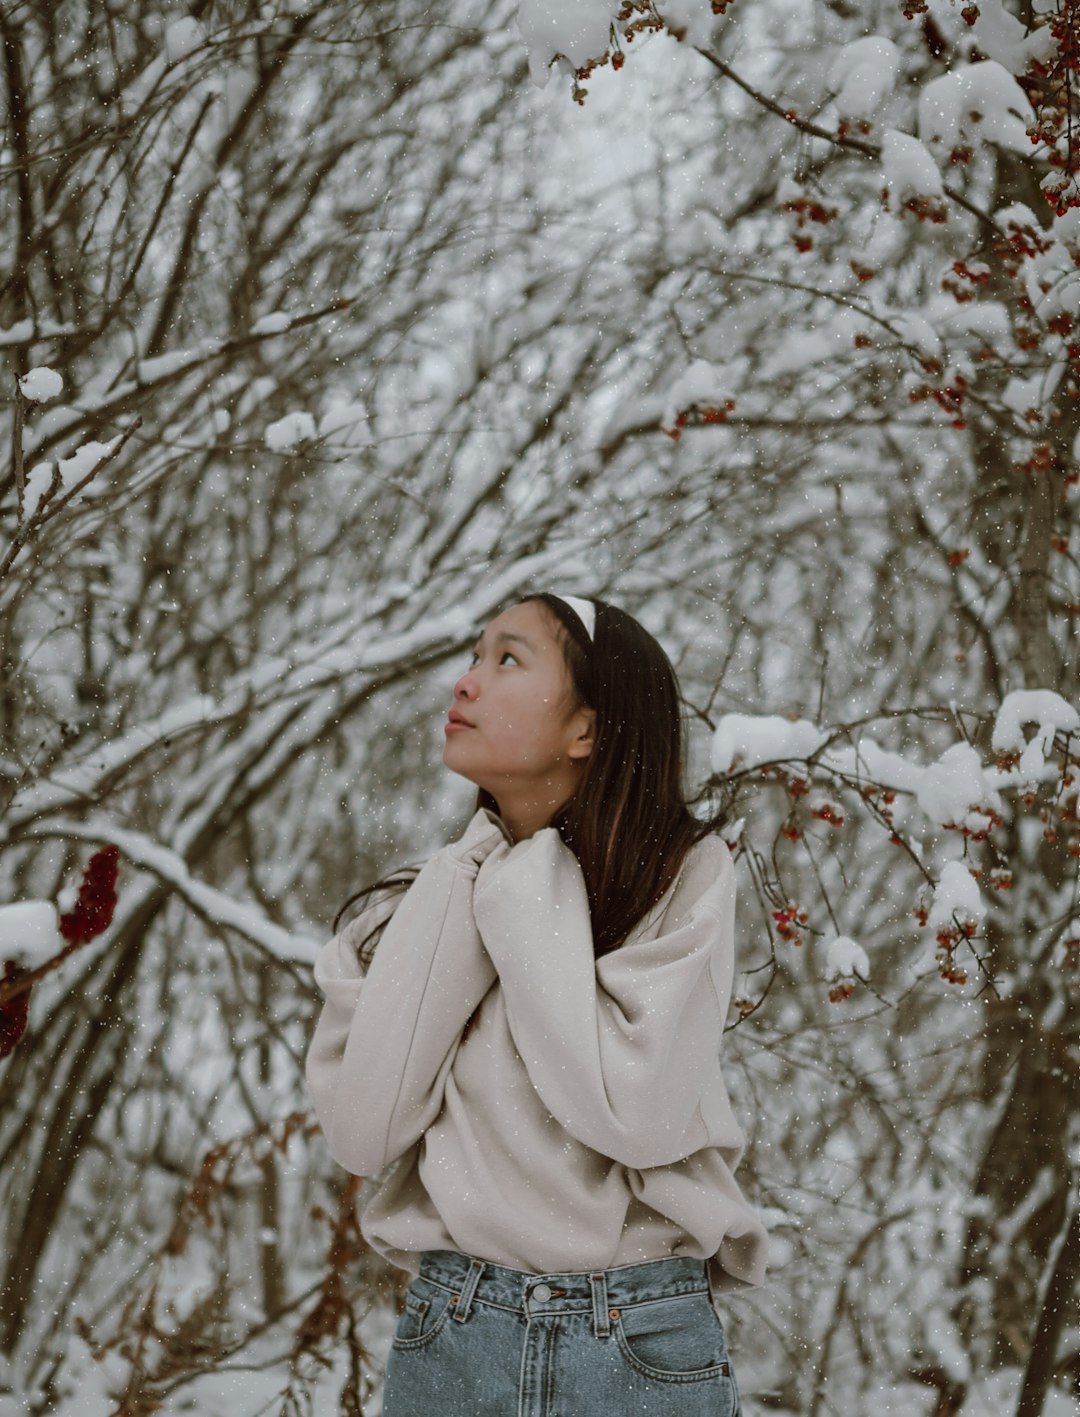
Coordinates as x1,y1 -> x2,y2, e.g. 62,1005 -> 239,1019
442,745 -> 480,783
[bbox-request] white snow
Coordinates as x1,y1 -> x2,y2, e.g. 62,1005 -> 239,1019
0,318 -> 33,346
163,16 -> 205,64
0,900 -> 64,969
57,437 -> 123,489
18,366 -> 64,402
927,860 -> 986,932
991,689 -> 1080,753
136,349 -> 201,383
660,358 -> 729,432
995,200 -> 1042,232
515,0 -> 615,86
711,714 -> 829,774
42,820 -> 318,967
6,553 -> 589,828
21,462 -> 57,522
252,311 -> 291,335
1017,738 -> 1047,784
881,128 -> 944,203
1002,371 -> 1046,420
835,738 -> 925,794
919,63 -> 1034,157
823,934 -> 871,982
828,36 -> 900,120
709,704 -> 1065,833
940,299 -> 1010,343
914,742 -> 1002,829
265,411 -> 316,451
654,0 -> 719,47
891,312 -> 943,361
969,0 -> 1056,72
760,313 -> 867,379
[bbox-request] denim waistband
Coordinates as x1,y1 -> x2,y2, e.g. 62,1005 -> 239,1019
416,1249 -> 711,1335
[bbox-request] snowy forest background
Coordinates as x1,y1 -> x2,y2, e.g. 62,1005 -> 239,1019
1,0 -> 1079,1413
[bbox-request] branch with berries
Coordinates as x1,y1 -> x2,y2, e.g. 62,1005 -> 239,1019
0,844 -> 120,1057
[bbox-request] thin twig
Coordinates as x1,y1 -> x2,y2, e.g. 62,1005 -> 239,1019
0,415 -> 142,582
12,384 -> 26,518
693,45 -> 1001,235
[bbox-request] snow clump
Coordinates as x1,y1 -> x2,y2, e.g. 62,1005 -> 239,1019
58,438 -> 122,486
22,437 -> 123,521
914,742 -> 1002,832
968,0 -> 1056,72
991,689 -> 1079,754
252,311 -> 291,336
0,901 -> 63,969
515,0 -> 614,86
21,463 -> 55,522
661,358 -> 728,433
18,366 -> 64,403
927,861 -> 985,934
891,312 -> 943,361
828,36 -> 900,120
711,715 -> 829,775
266,411 -> 316,452
823,935 -> 870,982
881,129 -> 944,203
919,62 -> 1034,157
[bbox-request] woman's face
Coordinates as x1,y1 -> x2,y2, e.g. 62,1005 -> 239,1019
443,600 -> 594,824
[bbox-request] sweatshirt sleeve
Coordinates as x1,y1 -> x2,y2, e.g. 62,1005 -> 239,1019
305,810 -> 505,1177
472,829 -> 737,1170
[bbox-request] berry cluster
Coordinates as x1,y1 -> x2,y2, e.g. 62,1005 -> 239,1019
0,845 -> 120,1059
1025,1 -> 1080,215
907,369 -> 970,430
664,400 -> 737,441
60,844 -> 120,942
773,904 -> 808,946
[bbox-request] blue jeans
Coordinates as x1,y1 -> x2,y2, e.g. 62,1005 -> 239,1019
382,1248 -> 742,1416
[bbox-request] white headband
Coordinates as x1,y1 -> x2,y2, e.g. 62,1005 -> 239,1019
551,594 -> 595,641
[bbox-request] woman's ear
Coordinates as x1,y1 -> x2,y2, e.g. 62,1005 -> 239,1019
567,706 -> 596,762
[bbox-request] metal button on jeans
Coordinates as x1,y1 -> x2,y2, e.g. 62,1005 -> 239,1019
532,1283 -> 552,1302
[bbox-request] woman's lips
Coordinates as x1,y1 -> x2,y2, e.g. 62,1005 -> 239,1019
444,721 -> 472,733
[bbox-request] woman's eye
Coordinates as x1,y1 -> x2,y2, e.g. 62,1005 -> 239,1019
467,650 -> 518,666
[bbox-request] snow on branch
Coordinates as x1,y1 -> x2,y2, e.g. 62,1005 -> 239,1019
822,934 -> 871,1003
992,689 -> 1080,755
1,846 -> 120,1056
22,821 -> 319,968
3,546 -> 599,829
709,693 -> 1080,1003
711,714 -> 831,774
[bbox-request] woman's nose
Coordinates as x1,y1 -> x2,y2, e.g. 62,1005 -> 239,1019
454,670 -> 477,699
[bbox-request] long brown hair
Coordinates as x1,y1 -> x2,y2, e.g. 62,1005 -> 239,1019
333,592 -> 724,959
497,594 -> 719,955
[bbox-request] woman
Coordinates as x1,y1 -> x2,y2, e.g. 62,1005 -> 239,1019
306,592 -> 768,1416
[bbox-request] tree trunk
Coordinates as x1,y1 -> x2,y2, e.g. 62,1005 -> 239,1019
1015,1202 -> 1080,1417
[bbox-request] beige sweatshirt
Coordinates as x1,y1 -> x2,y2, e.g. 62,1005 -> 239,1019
306,807 -> 768,1297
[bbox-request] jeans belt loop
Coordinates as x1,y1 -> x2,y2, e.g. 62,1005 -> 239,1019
590,1271 -> 611,1339
451,1256 -> 486,1323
